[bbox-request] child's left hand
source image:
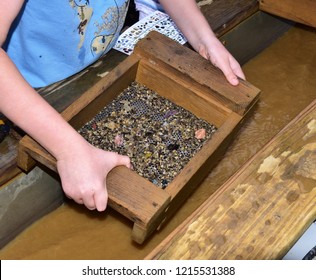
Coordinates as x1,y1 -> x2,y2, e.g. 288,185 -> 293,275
198,36 -> 245,86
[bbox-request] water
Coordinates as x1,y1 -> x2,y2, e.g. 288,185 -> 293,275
0,25 -> 315,259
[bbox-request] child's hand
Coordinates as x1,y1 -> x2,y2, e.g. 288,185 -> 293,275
56,142 -> 131,211
158,0 -> 245,86
198,36 -> 245,86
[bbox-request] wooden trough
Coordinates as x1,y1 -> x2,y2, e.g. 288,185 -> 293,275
17,31 -> 260,244
146,99 -> 316,260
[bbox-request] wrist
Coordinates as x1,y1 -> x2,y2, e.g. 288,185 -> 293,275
53,132 -> 91,162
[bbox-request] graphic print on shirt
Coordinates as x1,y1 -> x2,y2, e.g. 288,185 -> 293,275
69,0 -> 93,50
69,0 -> 129,56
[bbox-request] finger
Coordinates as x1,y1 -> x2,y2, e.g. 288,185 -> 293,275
94,186 -> 108,212
82,188 -> 97,210
76,198 -> 84,204
65,192 -> 85,205
226,72 -> 239,86
233,66 -> 245,81
216,58 -> 239,86
229,57 -> 246,80
115,154 -> 132,169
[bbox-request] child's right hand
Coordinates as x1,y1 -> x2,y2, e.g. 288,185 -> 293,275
56,141 -> 131,211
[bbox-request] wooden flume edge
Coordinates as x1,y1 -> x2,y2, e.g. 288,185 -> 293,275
146,99 -> 316,260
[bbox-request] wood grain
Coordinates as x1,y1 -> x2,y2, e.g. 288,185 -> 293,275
200,0 -> 258,36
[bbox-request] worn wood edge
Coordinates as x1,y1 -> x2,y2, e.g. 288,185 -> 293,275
146,99 -> 316,260
17,136 -> 42,172
205,99 -> 316,201
106,166 -> 171,228
133,31 -> 261,115
131,192 -> 171,244
259,0 -> 316,28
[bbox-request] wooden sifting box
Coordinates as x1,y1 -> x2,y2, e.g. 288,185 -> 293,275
17,31 -> 260,244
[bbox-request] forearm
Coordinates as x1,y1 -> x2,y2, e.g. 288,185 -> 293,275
159,0 -> 216,51
0,48 -> 85,160
0,0 -> 26,45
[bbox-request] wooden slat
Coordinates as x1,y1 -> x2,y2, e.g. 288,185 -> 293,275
147,99 -> 316,260
259,0 -> 316,28
0,136 -> 21,186
134,31 -> 260,115
199,0 -> 259,36
137,61 -> 232,127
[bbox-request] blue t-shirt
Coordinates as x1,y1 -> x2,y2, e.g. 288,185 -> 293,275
5,0 -> 129,88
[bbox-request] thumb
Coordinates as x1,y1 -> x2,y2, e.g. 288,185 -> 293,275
218,60 -> 239,86
115,154 -> 132,169
225,71 -> 239,86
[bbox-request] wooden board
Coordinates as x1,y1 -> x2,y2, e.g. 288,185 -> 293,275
17,31 -> 260,244
199,0 -> 258,37
146,99 -> 316,260
259,0 -> 316,28
133,32 -> 259,116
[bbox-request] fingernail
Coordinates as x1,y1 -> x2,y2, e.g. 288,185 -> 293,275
232,78 -> 239,85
